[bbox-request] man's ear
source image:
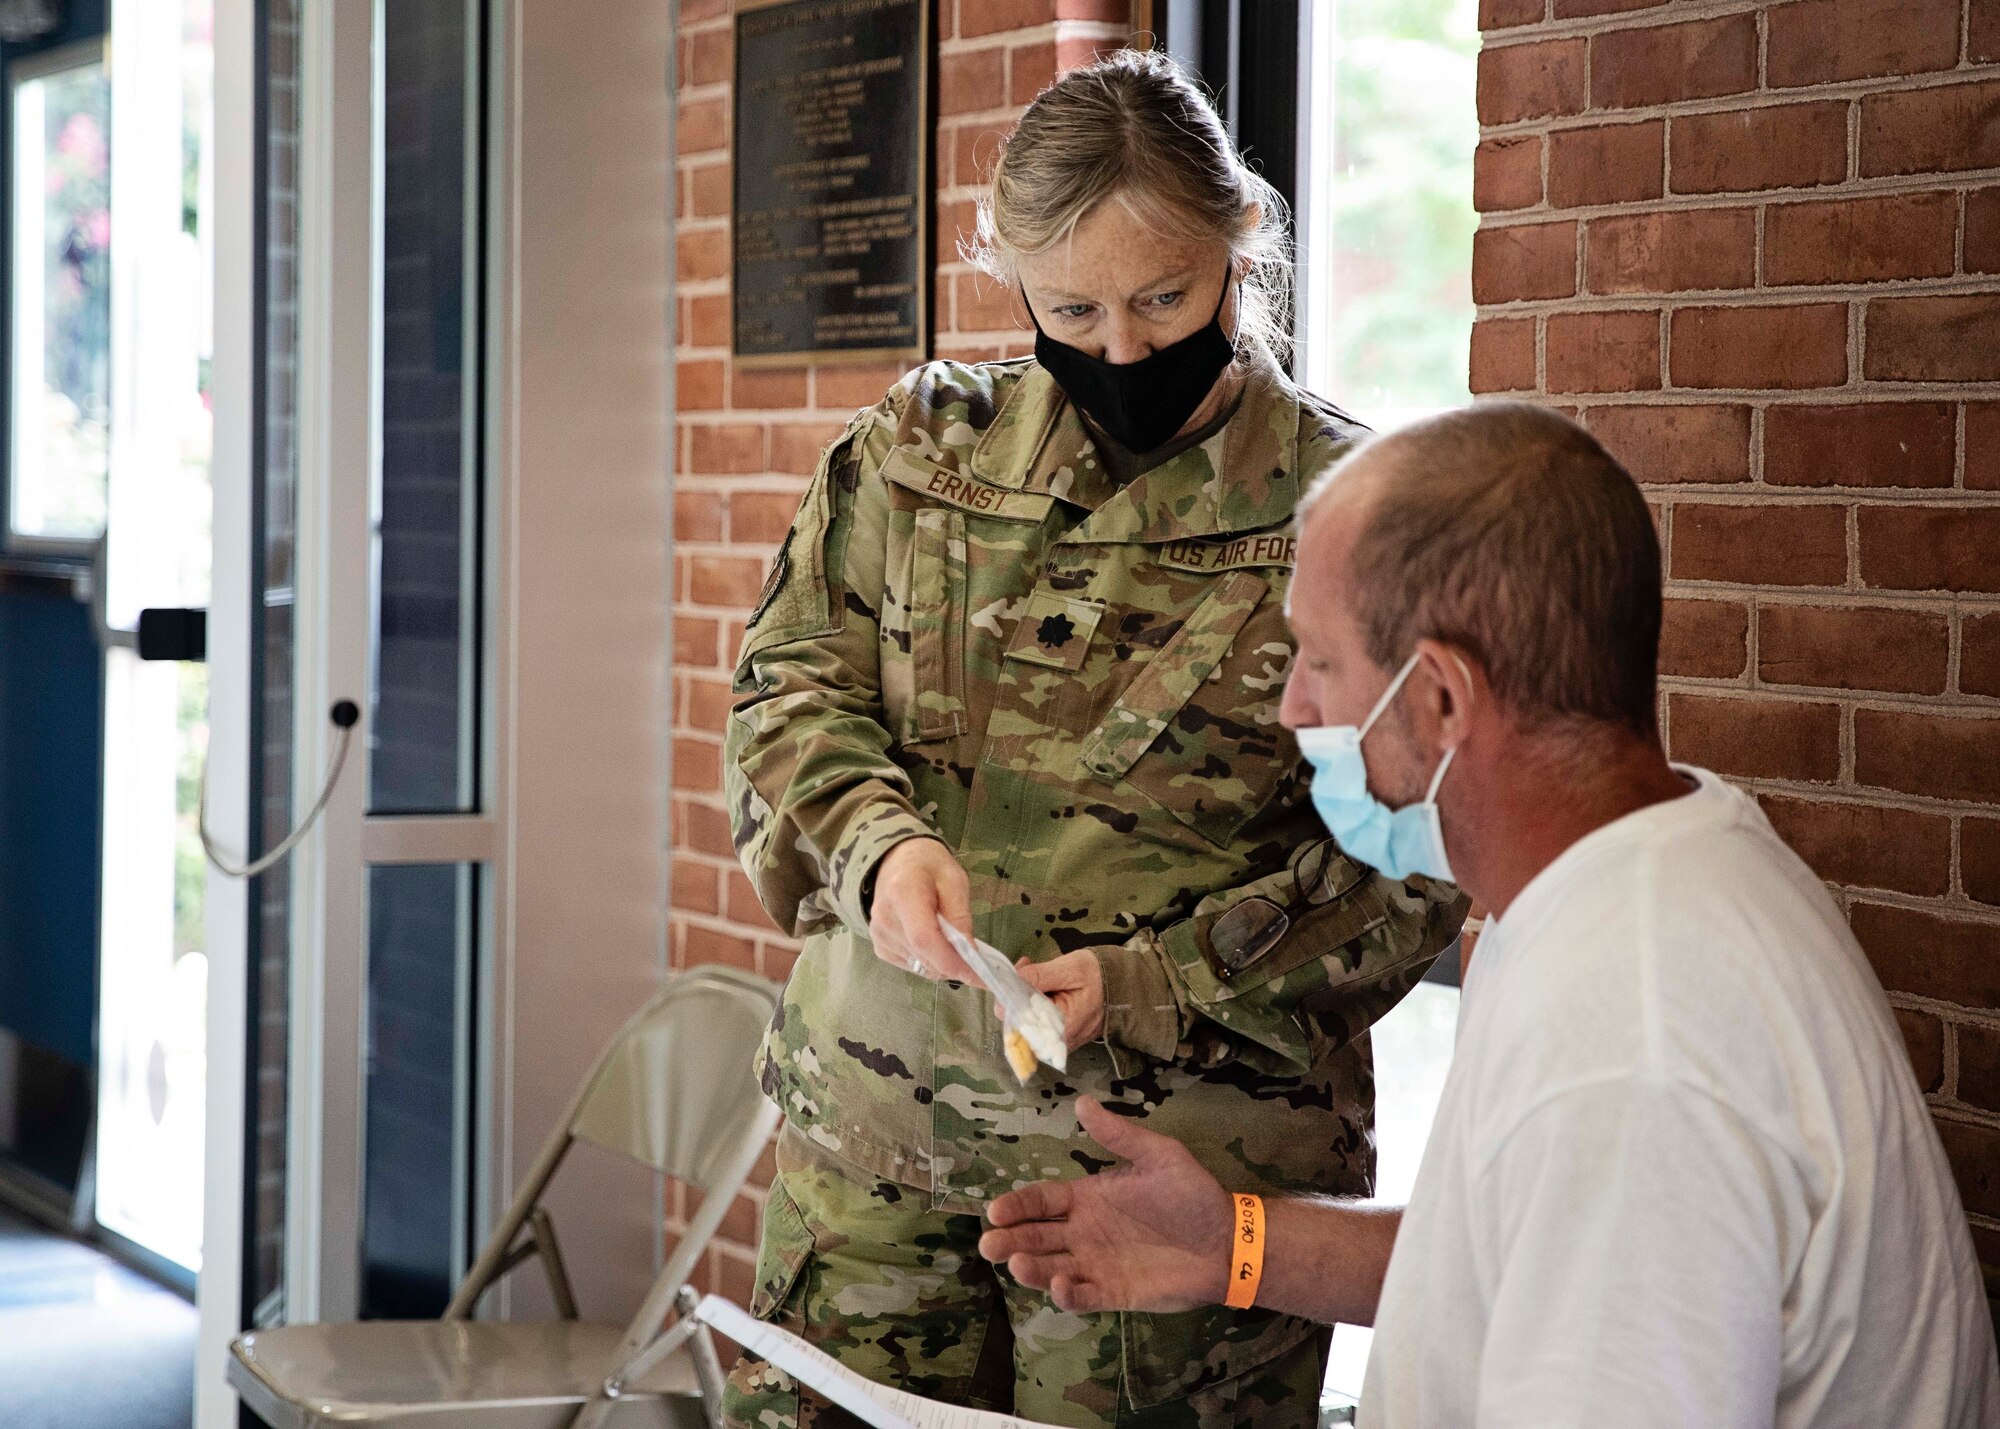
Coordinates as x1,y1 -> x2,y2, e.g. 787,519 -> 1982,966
1415,638 -> 1479,748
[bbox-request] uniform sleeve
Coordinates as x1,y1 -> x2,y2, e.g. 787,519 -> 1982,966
1470,1075 -> 1794,1429
723,389 -> 941,939
1096,841 -> 1467,1076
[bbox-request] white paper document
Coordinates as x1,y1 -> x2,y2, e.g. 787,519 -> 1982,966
695,1294 -> 1065,1429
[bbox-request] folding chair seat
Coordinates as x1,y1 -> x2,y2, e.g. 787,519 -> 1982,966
228,965 -> 784,1429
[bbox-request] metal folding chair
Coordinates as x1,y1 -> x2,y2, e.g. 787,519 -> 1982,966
228,965 -> 784,1429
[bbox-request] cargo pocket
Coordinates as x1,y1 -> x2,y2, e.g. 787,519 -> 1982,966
1078,571 -> 1273,846
897,507 -> 969,744
750,1176 -> 816,1321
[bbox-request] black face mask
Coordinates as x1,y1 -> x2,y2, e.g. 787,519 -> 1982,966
1028,268 -> 1236,455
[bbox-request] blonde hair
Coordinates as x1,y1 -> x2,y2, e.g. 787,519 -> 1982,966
964,48 -> 1294,364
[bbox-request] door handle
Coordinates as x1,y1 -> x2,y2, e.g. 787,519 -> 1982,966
136,607 -> 206,662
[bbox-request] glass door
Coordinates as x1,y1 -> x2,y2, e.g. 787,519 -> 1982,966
92,0 -> 216,1274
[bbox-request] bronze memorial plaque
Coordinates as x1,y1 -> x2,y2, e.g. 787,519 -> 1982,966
732,0 -> 931,366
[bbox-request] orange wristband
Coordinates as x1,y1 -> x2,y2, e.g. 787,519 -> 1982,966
1224,1193 -> 1265,1310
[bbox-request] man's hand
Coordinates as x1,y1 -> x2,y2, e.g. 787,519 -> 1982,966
979,1096 -> 1232,1314
868,839 -> 975,982
1016,951 -> 1105,1050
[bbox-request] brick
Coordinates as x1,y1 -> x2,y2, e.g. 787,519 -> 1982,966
1469,318 -> 1537,393
1959,1024 -> 2000,1115
671,857 -> 721,917
939,47 -> 1005,116
1055,34 -> 1127,71
675,490 -> 724,544
672,736 -> 721,793
1477,40 -> 1587,126
1861,80 -> 2000,179
725,871 -> 782,933
1584,404 -> 1750,485
1586,209 -> 1754,296
1757,603 -> 1949,694
1474,136 -> 1543,214
683,797 -> 737,861
688,422 -> 766,475
1867,297 -> 2000,383
1547,121 -> 1663,209
729,365 -> 809,410
1764,191 -> 1957,287
1763,403 -> 1956,490
1669,305 -> 1848,391
1966,612 -> 2000,697
1590,15 -> 1757,110
1855,708 -> 2000,802
955,270 -> 1024,331
1666,693 -> 1840,781
676,358 -> 726,413
687,162 -> 730,220
1555,0 -> 1666,14
685,924 -> 757,973
689,554 -> 770,610
1965,818 -> 2000,906
1670,503 -> 1846,586
684,294 -> 730,349
1937,1118 -> 2000,1220
1056,0 -> 1128,17
1659,596 -> 1748,678
949,119 -> 1014,187
677,227 -> 730,285
958,0 -> 1056,36
1671,103 -> 1849,195
1473,221 -> 1577,304
674,615 -> 723,669
684,676 -> 734,734
1968,405 -> 2000,491
816,361 -> 910,413
1767,0 -> 1960,87
1858,507 -> 2000,594
1008,41 -> 1057,106
1978,0 -> 2000,62
1970,191 -> 2000,277
1898,1009 -> 1947,1094
684,26 -> 731,87
1759,794 -> 1952,897
1854,903 -> 2000,1010
678,95 -> 728,155
1545,309 -> 1660,393
1480,0 -> 1545,27
769,421 -> 845,476
731,489 -> 806,545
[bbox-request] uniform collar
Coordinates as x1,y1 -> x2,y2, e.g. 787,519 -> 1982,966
970,355 -> 1302,541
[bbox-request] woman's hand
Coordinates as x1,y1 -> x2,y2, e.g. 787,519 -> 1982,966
868,838 -> 976,982
1017,951 -> 1106,1050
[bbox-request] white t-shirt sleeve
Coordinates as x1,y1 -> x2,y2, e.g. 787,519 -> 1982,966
1472,1073 -> 1802,1429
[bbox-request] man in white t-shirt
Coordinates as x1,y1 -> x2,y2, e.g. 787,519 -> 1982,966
978,403 -> 2000,1427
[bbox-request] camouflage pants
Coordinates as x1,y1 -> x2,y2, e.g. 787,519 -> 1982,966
722,1156 -> 1331,1429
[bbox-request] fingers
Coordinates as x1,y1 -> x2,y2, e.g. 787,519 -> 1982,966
978,1218 -> 1072,1263
1049,1273 -> 1113,1316
1075,1095 -> 1160,1161
985,1179 -> 1074,1228
1003,1252 -> 1077,1292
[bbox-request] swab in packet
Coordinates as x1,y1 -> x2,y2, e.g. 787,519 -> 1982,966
936,915 -> 1068,1082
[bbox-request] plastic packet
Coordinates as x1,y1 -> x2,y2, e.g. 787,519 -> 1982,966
935,915 -> 1069,1081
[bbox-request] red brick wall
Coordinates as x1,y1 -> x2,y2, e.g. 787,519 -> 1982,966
1473,0 -> 2000,1301
667,0 -> 1137,1304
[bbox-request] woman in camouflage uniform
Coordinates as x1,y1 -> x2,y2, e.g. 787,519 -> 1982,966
723,49 -> 1465,1429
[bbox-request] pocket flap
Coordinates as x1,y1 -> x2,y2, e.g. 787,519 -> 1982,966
1077,572 -> 1268,783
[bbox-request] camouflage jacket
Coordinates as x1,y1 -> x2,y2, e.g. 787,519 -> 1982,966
726,353 -> 1465,1215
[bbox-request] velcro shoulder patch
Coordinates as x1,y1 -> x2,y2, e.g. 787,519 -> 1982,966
883,448 -> 1055,524
1156,532 -> 1298,573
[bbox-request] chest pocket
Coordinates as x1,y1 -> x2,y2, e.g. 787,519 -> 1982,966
1079,570 -> 1288,846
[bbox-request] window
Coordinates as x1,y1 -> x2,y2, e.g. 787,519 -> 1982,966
6,41 -> 110,552
1293,0 -> 1479,1405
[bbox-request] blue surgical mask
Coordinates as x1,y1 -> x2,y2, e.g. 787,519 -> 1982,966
1294,651 -> 1459,883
